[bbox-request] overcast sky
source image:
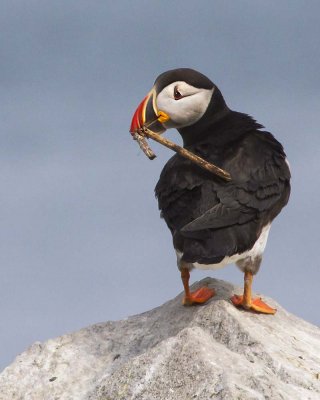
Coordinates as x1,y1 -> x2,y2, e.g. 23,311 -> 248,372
0,1 -> 319,370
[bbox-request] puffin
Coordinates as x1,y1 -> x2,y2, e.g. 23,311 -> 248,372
130,68 -> 291,314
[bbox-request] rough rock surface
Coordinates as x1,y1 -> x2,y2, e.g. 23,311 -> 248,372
1,278 -> 320,400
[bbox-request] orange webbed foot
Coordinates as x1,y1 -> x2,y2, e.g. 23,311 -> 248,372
231,294 -> 276,315
183,286 -> 215,306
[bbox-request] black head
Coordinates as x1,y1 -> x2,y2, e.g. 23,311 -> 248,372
130,68 -> 229,136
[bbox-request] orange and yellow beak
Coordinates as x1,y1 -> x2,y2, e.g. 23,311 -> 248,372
130,89 -> 169,135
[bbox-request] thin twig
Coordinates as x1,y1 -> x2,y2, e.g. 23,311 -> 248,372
134,126 -> 231,182
133,132 -> 156,160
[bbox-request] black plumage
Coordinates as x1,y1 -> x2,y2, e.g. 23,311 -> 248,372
131,68 -> 291,313
155,94 -> 290,267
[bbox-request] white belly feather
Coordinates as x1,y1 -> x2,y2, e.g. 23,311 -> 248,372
176,224 -> 271,270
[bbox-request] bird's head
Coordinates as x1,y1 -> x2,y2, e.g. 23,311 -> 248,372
130,68 -> 228,137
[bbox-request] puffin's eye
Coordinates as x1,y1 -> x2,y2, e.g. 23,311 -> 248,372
174,86 -> 183,100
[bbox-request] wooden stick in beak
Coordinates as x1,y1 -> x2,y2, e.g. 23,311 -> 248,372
133,126 -> 232,182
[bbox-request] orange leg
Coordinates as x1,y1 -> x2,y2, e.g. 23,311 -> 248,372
231,271 -> 276,314
181,268 -> 215,306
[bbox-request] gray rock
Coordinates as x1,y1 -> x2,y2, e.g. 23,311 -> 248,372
1,278 -> 320,400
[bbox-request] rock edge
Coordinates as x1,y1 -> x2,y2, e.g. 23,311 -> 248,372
0,278 -> 320,400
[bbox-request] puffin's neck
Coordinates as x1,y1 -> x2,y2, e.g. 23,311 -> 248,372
178,86 -> 231,147
178,105 -> 264,148
179,107 -> 231,147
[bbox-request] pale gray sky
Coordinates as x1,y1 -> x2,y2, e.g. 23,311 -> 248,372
1,0 -> 319,370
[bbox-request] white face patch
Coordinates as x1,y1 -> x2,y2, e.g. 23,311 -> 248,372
156,81 -> 214,129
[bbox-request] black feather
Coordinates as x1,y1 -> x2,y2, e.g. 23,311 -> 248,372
155,110 -> 290,264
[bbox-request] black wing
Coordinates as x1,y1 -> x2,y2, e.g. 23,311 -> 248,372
155,131 -> 290,263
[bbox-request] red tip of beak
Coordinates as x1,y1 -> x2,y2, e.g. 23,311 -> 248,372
130,95 -> 149,135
